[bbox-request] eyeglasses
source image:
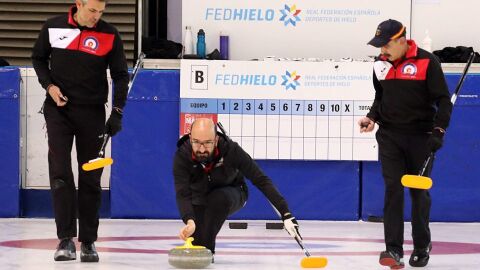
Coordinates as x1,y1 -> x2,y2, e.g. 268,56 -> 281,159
191,139 -> 215,148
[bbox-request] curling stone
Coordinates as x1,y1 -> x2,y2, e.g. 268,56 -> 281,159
168,237 -> 212,269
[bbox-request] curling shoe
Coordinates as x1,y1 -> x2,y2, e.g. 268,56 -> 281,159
80,242 -> 99,262
379,250 -> 405,269
54,238 -> 76,261
409,242 -> 432,267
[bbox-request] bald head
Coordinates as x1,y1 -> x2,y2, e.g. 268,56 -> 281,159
191,118 -> 216,139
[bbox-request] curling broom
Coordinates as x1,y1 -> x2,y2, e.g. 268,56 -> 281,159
265,198 -> 328,268
82,134 -> 112,171
217,121 -> 328,267
401,51 -> 476,189
81,53 -> 146,172
295,234 -> 328,268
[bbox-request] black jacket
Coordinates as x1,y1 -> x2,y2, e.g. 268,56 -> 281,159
31,6 -> 129,109
367,40 -> 452,133
173,133 -> 291,223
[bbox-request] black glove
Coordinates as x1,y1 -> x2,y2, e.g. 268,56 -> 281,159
282,213 -> 302,240
426,128 -> 445,153
105,108 -> 123,136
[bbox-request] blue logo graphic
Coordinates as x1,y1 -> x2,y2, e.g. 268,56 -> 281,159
281,70 -> 301,90
280,4 -> 301,26
205,8 -> 275,21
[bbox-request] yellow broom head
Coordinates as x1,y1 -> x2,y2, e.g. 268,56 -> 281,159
82,157 -> 113,171
300,256 -> 328,268
401,174 -> 432,189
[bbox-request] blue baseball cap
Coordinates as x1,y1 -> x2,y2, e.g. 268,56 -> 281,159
368,19 -> 406,48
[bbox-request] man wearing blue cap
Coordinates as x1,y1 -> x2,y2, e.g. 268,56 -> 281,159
358,19 -> 452,269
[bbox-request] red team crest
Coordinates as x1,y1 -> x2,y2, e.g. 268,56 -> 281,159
83,36 -> 99,50
401,63 -> 417,76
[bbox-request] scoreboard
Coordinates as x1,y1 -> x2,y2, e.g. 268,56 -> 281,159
180,60 -> 378,161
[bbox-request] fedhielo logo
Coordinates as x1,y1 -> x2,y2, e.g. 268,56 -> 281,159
281,70 -> 301,90
280,4 -> 301,26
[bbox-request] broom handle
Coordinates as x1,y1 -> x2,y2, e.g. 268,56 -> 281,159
419,152 -> 434,176
267,199 -> 313,257
293,234 -> 311,257
127,52 -> 145,92
98,134 -> 110,157
99,53 -> 144,159
451,51 -> 475,105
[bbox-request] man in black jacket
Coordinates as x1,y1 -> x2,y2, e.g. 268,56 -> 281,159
31,0 -> 129,263
173,118 -> 301,257
358,19 -> 452,269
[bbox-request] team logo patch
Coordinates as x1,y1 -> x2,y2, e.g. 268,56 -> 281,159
402,63 -> 417,76
83,36 -> 99,50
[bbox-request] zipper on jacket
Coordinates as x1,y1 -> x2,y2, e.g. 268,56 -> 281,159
390,61 -> 399,79
391,54 -> 411,79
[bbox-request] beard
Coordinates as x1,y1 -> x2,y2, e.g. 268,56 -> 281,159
194,150 -> 214,163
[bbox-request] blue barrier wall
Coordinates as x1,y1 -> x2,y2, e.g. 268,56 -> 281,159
20,189 -> 111,218
231,161 -> 359,220
361,74 -> 480,222
111,70 -> 180,218
0,68 -> 20,217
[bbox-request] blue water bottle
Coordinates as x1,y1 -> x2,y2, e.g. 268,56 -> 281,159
196,29 -> 206,58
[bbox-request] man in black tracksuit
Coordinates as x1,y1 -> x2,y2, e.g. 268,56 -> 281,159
31,0 -> 129,263
173,118 -> 301,258
359,19 -> 452,269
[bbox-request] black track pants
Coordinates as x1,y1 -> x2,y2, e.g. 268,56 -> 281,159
192,185 -> 247,253
376,127 -> 433,256
43,100 -> 105,243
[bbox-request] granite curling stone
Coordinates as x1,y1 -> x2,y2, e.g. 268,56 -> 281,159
168,237 -> 213,269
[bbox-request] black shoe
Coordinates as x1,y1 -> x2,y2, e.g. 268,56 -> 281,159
379,250 -> 405,269
80,242 -> 99,262
409,243 -> 432,267
54,238 -> 76,261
